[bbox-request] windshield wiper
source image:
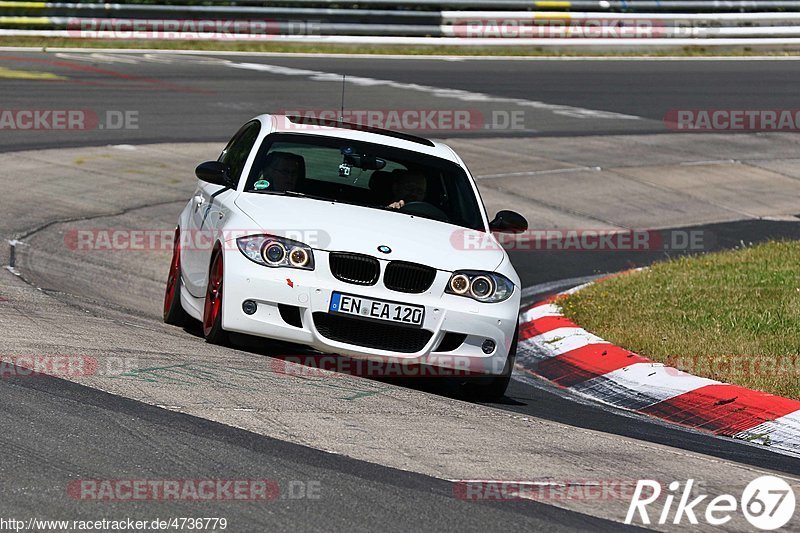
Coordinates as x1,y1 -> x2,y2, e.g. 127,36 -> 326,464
249,190 -> 335,202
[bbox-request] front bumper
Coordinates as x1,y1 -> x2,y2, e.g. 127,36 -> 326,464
220,248 -> 519,376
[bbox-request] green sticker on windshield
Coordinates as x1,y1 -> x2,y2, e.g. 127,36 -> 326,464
253,180 -> 270,190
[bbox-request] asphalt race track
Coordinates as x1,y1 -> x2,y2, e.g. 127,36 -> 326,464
1,51 -> 800,531
2,52 -> 800,151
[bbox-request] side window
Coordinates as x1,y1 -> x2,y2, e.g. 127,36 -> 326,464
218,121 -> 261,186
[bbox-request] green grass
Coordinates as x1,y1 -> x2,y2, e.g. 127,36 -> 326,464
559,241 -> 800,400
2,36 -> 800,56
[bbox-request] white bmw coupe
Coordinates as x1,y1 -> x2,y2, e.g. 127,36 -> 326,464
163,114 -> 528,399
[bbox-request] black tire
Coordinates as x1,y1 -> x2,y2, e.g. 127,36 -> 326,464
202,250 -> 229,346
164,229 -> 190,327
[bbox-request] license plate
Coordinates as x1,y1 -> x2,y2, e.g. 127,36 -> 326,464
329,292 -> 424,328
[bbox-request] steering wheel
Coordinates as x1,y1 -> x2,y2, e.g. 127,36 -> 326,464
398,201 -> 449,222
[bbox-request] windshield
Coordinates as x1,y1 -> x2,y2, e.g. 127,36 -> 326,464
243,133 -> 486,231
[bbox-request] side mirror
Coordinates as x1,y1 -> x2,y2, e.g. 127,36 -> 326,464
195,161 -> 233,188
489,210 -> 528,234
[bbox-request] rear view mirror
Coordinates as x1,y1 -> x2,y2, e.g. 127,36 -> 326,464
489,210 -> 528,234
195,161 -> 233,188
354,155 -> 387,171
341,147 -> 386,171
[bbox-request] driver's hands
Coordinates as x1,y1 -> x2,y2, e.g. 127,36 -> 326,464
387,200 -> 405,209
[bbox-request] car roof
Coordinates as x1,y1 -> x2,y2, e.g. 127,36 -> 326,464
257,114 -> 462,164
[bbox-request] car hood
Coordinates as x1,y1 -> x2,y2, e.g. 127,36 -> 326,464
234,194 -> 504,272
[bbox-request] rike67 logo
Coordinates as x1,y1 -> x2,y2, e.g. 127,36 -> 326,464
626,476 -> 796,530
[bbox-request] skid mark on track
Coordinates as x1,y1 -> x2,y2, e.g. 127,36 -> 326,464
113,361 -> 388,401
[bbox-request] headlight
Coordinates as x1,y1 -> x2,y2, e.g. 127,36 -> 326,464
449,273 -> 470,295
237,235 -> 315,270
264,242 -> 286,265
446,271 -> 514,303
288,247 -> 310,268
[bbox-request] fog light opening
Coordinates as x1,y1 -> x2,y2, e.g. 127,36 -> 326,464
242,300 -> 258,315
481,339 -> 496,354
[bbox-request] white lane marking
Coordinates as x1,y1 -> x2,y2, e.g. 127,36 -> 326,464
476,166 -> 601,180
142,53 -> 233,65
520,327 -> 608,358
734,410 -> 800,457
573,362 -> 721,410
225,61 -> 642,120
519,273 -> 607,301
54,52 -> 141,64
519,303 -> 562,322
54,51 -> 234,65
679,159 -> 739,166
560,281 -> 597,296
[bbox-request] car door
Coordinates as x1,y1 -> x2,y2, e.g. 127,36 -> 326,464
183,120 -> 261,297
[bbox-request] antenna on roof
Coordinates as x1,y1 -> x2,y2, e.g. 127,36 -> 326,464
339,74 -> 346,122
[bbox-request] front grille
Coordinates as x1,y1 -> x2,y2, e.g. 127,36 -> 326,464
329,253 -> 379,286
383,261 -> 436,293
313,312 -> 433,353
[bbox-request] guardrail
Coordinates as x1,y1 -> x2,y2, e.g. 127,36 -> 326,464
6,1 -> 800,11
3,1 -> 800,47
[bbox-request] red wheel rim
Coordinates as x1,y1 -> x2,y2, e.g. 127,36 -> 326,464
163,230 -> 180,319
203,252 -> 223,336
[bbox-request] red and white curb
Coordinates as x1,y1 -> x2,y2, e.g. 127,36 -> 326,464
516,283 -> 800,457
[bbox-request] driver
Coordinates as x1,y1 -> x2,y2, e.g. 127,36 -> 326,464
255,152 -> 304,192
387,170 -> 427,209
